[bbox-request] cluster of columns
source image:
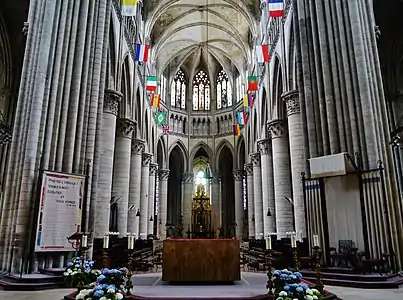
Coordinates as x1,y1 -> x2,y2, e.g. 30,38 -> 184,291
243,90 -> 306,240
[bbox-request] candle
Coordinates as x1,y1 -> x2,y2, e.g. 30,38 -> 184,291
265,237 -> 272,250
103,234 -> 109,249
81,235 -> 88,248
313,234 -> 319,247
127,236 -> 132,250
291,236 -> 297,248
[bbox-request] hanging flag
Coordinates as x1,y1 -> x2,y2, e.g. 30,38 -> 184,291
233,124 -> 241,137
121,0 -> 137,17
243,93 -> 253,108
237,112 -> 248,125
135,44 -> 150,62
248,76 -> 258,91
150,94 -> 161,107
256,45 -> 270,63
268,0 -> 285,18
146,76 -> 157,92
162,125 -> 169,135
156,112 -> 166,125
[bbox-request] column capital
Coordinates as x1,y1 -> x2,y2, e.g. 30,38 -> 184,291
117,118 -> 136,138
232,169 -> 243,181
212,172 -> 221,184
182,172 -> 194,184
257,138 -> 271,156
104,89 -> 122,115
149,163 -> 158,176
142,152 -> 153,167
249,152 -> 261,167
282,90 -> 300,117
159,169 -> 170,181
131,139 -> 145,155
267,119 -> 288,139
244,163 -> 253,175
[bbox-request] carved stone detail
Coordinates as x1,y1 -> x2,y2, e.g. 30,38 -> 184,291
159,169 -> 170,181
267,119 -> 288,139
249,153 -> 261,167
244,163 -> 253,175
257,139 -> 271,156
131,139 -> 145,155
149,163 -> 158,176
142,152 -> 153,167
104,89 -> 122,115
233,169 -> 243,181
282,90 -> 300,117
22,22 -> 29,36
212,172 -> 221,184
182,172 -> 194,184
117,118 -> 135,138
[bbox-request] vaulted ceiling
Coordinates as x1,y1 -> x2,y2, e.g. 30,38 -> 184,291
145,0 -> 260,81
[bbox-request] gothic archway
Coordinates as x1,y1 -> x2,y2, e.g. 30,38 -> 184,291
218,145 -> 234,237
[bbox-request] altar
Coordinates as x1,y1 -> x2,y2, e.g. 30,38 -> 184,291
162,239 -> 240,282
191,182 -> 212,238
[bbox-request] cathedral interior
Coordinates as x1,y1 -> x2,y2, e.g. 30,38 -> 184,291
1,0 -> 403,294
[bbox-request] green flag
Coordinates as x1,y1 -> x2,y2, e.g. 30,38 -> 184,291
156,112 -> 166,125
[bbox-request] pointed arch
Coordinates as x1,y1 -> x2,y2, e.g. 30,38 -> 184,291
168,139 -> 188,171
143,110 -> 149,149
260,87 -> 267,138
235,135 -> 246,169
215,139 -> 235,171
156,137 -> 167,168
108,18 -> 117,88
120,55 -> 131,118
189,141 -> 213,170
270,55 -> 285,120
170,68 -> 187,109
192,70 -> 211,111
135,88 -> 141,138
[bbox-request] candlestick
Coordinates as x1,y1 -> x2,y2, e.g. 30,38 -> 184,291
266,249 -> 275,299
291,235 -> 297,248
265,236 -> 272,250
103,234 -> 109,249
81,234 -> 88,248
313,234 -> 319,247
314,245 -> 324,293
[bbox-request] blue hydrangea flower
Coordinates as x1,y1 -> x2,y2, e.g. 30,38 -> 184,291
94,290 -> 104,297
97,275 -> 106,283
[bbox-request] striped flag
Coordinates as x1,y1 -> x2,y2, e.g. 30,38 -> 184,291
233,124 -> 241,137
237,111 -> 247,125
248,76 -> 258,91
268,0 -> 285,18
135,44 -> 150,62
150,94 -> 160,107
121,0 -> 137,17
146,76 -> 157,92
256,45 -> 270,63
243,93 -> 253,108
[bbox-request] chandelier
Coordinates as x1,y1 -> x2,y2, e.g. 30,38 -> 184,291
0,112 -> 11,146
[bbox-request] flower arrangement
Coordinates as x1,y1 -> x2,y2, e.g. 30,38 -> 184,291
270,269 -> 323,300
75,268 -> 133,300
64,256 -> 101,288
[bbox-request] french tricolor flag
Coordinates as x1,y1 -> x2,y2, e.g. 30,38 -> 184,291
135,44 -> 150,62
256,45 -> 270,63
268,0 -> 285,18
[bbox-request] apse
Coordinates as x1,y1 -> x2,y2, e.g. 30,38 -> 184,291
218,145 -> 234,237
167,145 -> 184,236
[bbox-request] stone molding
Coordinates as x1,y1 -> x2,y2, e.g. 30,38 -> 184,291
282,90 -> 300,117
232,169 -> 243,181
142,152 -> 153,167
159,169 -> 170,181
23,22 -> 29,36
249,152 -> 261,167
267,119 -> 288,139
104,89 -> 122,115
244,163 -> 253,175
116,118 -> 135,138
131,139 -> 145,155
149,163 -> 158,176
257,138 -> 271,156
212,172 -> 221,184
182,172 -> 194,184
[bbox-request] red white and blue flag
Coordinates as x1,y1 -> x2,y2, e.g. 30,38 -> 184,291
135,44 -> 150,62
268,0 -> 284,18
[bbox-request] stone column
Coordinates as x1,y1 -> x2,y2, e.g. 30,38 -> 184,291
250,153 -> 264,239
257,138 -> 276,235
244,163 -> 255,238
284,90 -> 306,237
158,169 -> 170,239
268,119 -> 294,239
128,139 -> 145,236
148,163 -> 158,236
182,172 -> 194,234
112,118 -> 135,238
233,170 -> 244,240
94,89 -> 121,238
139,153 -> 152,239
211,172 -> 221,234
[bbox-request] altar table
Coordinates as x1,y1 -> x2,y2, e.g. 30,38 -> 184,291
162,239 -> 240,282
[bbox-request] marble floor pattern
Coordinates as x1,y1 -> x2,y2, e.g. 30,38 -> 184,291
0,286 -> 402,300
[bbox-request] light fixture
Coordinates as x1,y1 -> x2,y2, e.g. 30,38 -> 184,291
149,215 -> 153,222
136,209 -> 140,217
0,112 -> 11,146
267,208 -> 272,217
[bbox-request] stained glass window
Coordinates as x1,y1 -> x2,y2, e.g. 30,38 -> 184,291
193,70 -> 210,111
170,69 -> 186,109
216,69 -> 232,109
236,75 -> 244,103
